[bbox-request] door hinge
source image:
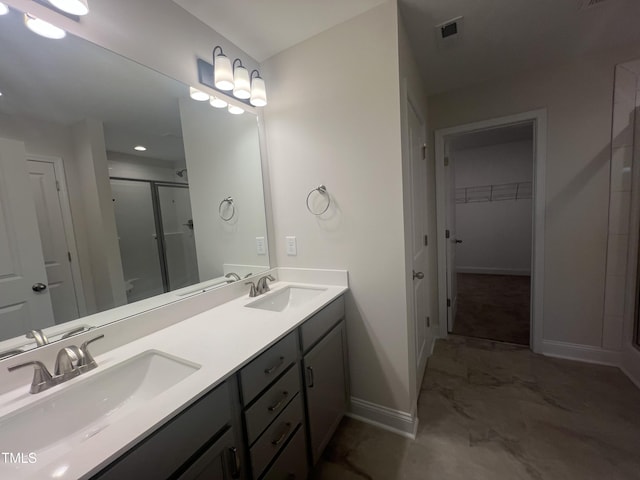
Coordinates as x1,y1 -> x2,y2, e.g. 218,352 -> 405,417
444,156 -> 449,166
445,229 -> 450,239
447,298 -> 451,307
426,316 -> 430,328
67,251 -> 71,262
422,144 -> 427,160
56,180 -> 61,192
424,234 -> 428,246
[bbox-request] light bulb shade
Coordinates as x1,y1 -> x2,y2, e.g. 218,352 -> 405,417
209,96 -> 227,108
24,14 -> 66,39
47,0 -> 89,15
214,54 -> 234,91
0,3 -> 9,15
250,76 -> 267,107
233,65 -> 251,99
189,87 -> 209,101
228,104 -> 244,115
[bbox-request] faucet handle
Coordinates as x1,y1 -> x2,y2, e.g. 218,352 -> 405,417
245,281 -> 257,297
8,361 -> 54,394
79,334 -> 105,371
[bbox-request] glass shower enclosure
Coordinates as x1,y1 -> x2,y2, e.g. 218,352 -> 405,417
110,178 -> 199,303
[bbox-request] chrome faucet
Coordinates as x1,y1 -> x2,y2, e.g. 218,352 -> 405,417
246,281 -> 258,297
26,329 -> 49,347
225,272 -> 241,282
256,275 -> 275,295
8,335 -> 105,394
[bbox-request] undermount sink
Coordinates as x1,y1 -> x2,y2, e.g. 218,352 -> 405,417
0,350 -> 199,475
246,286 -> 326,312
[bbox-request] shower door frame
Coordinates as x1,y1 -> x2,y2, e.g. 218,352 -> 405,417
110,177 -> 191,294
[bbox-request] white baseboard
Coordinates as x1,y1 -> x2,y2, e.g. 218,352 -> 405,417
456,267 -> 531,276
347,397 -> 418,439
622,347 -> 640,389
541,340 -> 622,366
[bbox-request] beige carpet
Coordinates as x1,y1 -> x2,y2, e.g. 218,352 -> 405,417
452,273 -> 530,345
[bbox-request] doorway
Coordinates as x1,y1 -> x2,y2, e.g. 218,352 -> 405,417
435,110 -> 547,352
449,124 -> 533,345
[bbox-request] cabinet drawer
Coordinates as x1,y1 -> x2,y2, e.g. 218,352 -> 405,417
262,426 -> 308,480
250,393 -> 304,479
245,364 -> 301,445
92,382 -> 231,480
300,296 -> 344,353
240,332 -> 297,405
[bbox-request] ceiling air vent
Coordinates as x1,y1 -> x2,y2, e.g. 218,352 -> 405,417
435,16 -> 463,48
578,0 -> 613,10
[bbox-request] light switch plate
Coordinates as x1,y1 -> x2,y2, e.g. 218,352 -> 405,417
256,237 -> 266,255
286,236 -> 297,256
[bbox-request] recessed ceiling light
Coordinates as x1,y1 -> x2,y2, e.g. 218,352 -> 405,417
134,145 -> 147,152
0,3 -> 9,15
47,0 -> 89,16
24,14 -> 66,39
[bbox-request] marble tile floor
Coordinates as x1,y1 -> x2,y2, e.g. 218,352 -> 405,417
311,335 -> 640,480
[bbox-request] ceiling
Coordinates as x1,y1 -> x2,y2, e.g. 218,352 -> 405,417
399,0 -> 640,94
448,123 -> 533,151
172,0 -> 387,62
0,7 -> 187,162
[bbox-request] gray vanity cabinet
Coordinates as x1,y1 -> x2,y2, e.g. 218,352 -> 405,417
91,379 -> 244,480
303,320 -> 348,465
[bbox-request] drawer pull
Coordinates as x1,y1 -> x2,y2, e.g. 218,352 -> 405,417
271,422 -> 292,447
306,366 -> 314,388
267,391 -> 289,412
264,356 -> 285,375
229,446 -> 241,479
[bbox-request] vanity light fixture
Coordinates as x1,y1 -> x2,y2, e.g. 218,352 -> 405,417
232,59 -> 251,100
209,95 -> 227,109
228,104 -> 244,115
249,70 -> 267,107
189,86 -> 209,101
0,2 -> 9,15
47,0 -> 89,16
24,13 -> 66,39
134,145 -> 147,152
213,46 -> 234,91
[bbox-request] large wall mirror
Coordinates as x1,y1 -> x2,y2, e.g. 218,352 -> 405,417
0,7 -> 270,357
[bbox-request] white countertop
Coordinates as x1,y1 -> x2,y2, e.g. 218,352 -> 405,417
0,278 -> 348,480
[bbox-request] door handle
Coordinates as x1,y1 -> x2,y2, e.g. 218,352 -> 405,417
455,239 -> 463,244
32,283 -> 47,293
413,270 -> 424,280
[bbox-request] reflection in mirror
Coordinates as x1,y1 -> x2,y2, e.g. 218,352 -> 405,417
0,7 -> 269,355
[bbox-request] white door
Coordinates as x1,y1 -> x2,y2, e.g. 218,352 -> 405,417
27,159 -> 80,324
0,138 -> 54,341
408,101 -> 429,382
445,142 -> 459,332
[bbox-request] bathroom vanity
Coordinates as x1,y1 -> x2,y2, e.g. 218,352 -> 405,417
0,272 -> 348,480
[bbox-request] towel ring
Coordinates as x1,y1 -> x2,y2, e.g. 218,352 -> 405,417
306,185 -> 330,216
218,197 -> 235,221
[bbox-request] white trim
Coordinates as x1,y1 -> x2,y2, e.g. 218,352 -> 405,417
456,267 -> 531,276
541,340 -> 622,366
434,109 -> 547,354
347,397 -> 418,439
622,347 -> 640,389
26,154 -> 87,317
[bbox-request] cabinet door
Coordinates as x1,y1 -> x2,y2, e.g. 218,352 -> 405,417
177,428 -> 241,480
303,321 -> 347,465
